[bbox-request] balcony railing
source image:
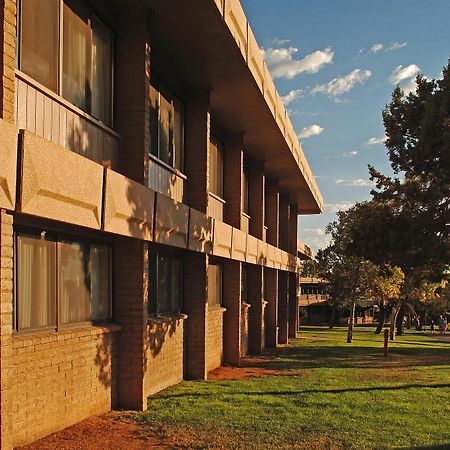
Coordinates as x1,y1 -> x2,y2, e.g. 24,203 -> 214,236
148,154 -> 186,203
15,70 -> 120,170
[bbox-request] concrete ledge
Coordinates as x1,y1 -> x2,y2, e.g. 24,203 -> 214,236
213,220 -> 233,258
20,131 -> 103,229
257,240 -> 268,266
0,118 -> 18,211
103,169 -> 155,240
231,227 -> 247,261
246,234 -> 258,264
154,193 -> 189,249
188,208 -> 214,254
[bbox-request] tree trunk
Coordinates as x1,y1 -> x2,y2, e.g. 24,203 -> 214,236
390,302 -> 402,340
329,303 -> 338,329
375,302 -> 387,334
347,301 -> 356,343
396,303 -> 406,335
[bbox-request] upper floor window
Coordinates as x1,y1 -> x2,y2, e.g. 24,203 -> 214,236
242,166 -> 249,215
15,230 -> 111,332
150,80 -> 184,171
18,0 -> 113,126
209,135 -> 224,198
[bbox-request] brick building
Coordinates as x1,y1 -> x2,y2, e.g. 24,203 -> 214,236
0,0 -> 323,447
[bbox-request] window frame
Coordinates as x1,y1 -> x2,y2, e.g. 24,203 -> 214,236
207,262 -> 223,307
17,0 -> 115,127
208,134 -> 224,199
13,226 -> 113,334
148,250 -> 184,316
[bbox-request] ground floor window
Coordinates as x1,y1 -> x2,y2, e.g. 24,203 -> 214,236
207,263 -> 222,307
15,230 -> 111,332
148,251 -> 183,315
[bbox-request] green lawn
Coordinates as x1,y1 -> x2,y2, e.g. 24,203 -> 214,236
131,327 -> 450,449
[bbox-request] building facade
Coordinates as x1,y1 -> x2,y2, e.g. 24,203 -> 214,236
0,0 -> 323,447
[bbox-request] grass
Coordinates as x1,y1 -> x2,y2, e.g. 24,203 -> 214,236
130,327 -> 450,449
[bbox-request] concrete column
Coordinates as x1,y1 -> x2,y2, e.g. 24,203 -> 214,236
222,260 -> 242,366
0,0 -> 16,123
289,272 -> 299,339
248,161 -> 265,240
278,270 -> 289,344
288,204 -> 299,339
265,180 -> 279,246
248,265 -> 264,355
279,194 -> 289,251
184,91 -> 210,213
224,133 -> 244,228
264,268 -> 278,348
183,252 -> 208,379
115,7 -> 151,184
115,237 -> 148,410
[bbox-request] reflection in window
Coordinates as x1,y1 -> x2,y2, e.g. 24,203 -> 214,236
149,252 -> 183,315
15,231 -> 111,332
150,81 -> 184,171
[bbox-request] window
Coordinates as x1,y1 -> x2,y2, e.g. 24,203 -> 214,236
241,265 -> 248,303
18,0 -> 113,126
15,231 -> 111,332
207,263 -> 222,307
242,166 -> 249,214
209,136 -> 224,198
148,252 -> 183,315
150,80 -> 184,171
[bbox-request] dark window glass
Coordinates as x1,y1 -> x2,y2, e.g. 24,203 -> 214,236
148,252 -> 183,315
242,167 -> 249,214
17,234 -> 56,330
241,266 -> 248,303
20,0 -> 59,92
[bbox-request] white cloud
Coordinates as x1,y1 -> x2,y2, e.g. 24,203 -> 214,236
366,135 -> 387,145
342,150 -> 358,157
311,69 -> 372,99
336,178 -> 375,187
324,202 -> 355,213
401,77 -> 419,95
387,41 -> 407,51
389,64 -> 420,84
281,89 -> 303,106
297,124 -> 324,139
302,228 -> 331,252
267,37 -> 291,47
370,43 -> 383,54
263,46 -> 334,79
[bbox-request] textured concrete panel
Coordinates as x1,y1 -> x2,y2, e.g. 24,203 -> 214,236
0,118 -> 18,211
266,244 -> 276,269
257,240 -> 268,266
189,208 -> 214,254
246,234 -> 258,264
213,220 -> 233,258
231,228 -> 246,262
274,247 -> 283,270
20,131 -> 103,229
104,169 -> 155,240
154,193 -> 189,249
280,250 -> 289,271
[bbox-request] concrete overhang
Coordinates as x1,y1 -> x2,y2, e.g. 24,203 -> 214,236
124,0 -> 323,214
297,240 -> 314,261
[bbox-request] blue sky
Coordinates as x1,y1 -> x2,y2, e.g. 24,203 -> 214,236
240,0 -> 450,252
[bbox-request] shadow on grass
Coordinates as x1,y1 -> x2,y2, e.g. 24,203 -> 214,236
394,445 -> 450,450
239,342 -> 450,371
154,383 -> 450,400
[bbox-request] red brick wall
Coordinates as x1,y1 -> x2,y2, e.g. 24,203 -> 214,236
145,317 -> 185,396
10,327 -> 119,448
264,268 -> 278,348
248,265 -> 264,355
278,270 -> 289,344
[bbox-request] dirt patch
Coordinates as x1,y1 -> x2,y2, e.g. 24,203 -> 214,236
18,412 -> 171,450
208,363 -> 278,380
